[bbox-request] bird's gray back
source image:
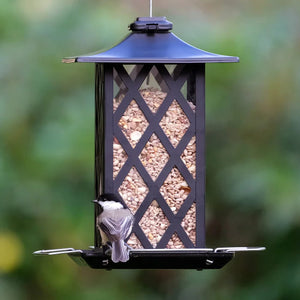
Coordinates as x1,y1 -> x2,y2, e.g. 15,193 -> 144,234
98,208 -> 133,240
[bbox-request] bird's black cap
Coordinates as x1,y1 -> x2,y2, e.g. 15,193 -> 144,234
97,193 -> 121,202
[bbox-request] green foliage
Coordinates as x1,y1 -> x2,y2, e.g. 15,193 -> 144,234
1,1 -> 299,299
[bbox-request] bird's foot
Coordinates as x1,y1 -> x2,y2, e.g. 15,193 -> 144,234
102,243 -> 112,256
124,242 -> 133,251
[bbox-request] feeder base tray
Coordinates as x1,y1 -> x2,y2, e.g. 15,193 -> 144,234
33,247 -> 265,270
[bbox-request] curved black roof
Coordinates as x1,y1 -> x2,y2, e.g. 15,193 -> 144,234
63,17 -> 239,64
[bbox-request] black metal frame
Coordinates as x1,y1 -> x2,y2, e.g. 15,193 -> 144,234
95,63 -> 206,250
34,64 -> 264,269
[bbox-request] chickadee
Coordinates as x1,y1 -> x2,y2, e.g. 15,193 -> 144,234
93,193 -> 134,263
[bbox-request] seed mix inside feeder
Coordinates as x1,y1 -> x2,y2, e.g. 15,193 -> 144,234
114,70 -> 196,250
33,16 -> 265,270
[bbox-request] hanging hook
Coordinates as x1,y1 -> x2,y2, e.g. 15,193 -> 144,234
149,0 -> 152,17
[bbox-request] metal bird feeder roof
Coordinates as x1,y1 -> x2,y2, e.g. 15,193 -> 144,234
34,16 -> 265,270
63,17 -> 238,64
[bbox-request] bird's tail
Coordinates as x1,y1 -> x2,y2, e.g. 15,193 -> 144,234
111,240 -> 130,263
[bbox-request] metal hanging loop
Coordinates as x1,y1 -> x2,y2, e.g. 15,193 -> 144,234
149,0 -> 152,17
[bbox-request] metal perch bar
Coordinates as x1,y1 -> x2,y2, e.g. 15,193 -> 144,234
33,248 -> 83,256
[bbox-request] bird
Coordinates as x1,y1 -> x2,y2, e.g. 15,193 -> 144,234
93,193 -> 134,263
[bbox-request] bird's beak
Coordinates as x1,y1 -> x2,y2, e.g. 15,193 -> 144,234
92,199 -> 98,204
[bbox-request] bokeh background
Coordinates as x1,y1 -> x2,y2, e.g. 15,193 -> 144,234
1,0 -> 299,299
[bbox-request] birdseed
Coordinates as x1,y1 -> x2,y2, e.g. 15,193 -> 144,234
113,88 -> 196,248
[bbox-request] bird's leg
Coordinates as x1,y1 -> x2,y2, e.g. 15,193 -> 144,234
124,242 -> 133,251
102,242 -> 112,256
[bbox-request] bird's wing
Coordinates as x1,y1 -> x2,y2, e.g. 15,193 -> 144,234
99,210 -> 133,241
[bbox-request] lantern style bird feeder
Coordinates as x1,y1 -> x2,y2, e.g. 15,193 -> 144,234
34,16 -> 265,270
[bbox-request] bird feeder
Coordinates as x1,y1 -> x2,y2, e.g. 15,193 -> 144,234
34,16 -> 265,270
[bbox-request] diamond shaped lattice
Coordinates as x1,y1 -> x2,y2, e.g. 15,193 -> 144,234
113,138 -> 127,179
180,136 -> 196,179
139,66 -> 168,113
118,100 -> 149,148
139,134 -> 169,181
181,203 -> 196,245
160,167 -> 190,214
159,100 -> 190,147
166,233 -> 185,249
123,65 -> 141,81
167,64 -> 186,80
139,200 -> 169,248
118,167 -> 148,214
127,233 -> 143,249
113,68 -> 128,112
165,64 -> 177,78
140,88 -> 166,113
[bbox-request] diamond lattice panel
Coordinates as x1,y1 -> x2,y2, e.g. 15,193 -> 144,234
118,167 -> 148,214
180,82 -> 196,112
139,200 -> 169,248
139,88 -> 167,114
112,138 -> 127,179
127,233 -> 143,249
165,64 -> 177,78
139,66 -> 168,113
159,100 -> 190,147
123,65 -> 141,81
181,203 -> 196,245
139,134 -> 169,181
166,233 -> 185,249
180,81 -> 187,100
180,136 -> 196,179
118,100 -> 149,148
160,167 -> 190,214
113,68 -> 128,112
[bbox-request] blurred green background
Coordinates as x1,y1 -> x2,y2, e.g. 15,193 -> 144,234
1,0 -> 299,299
